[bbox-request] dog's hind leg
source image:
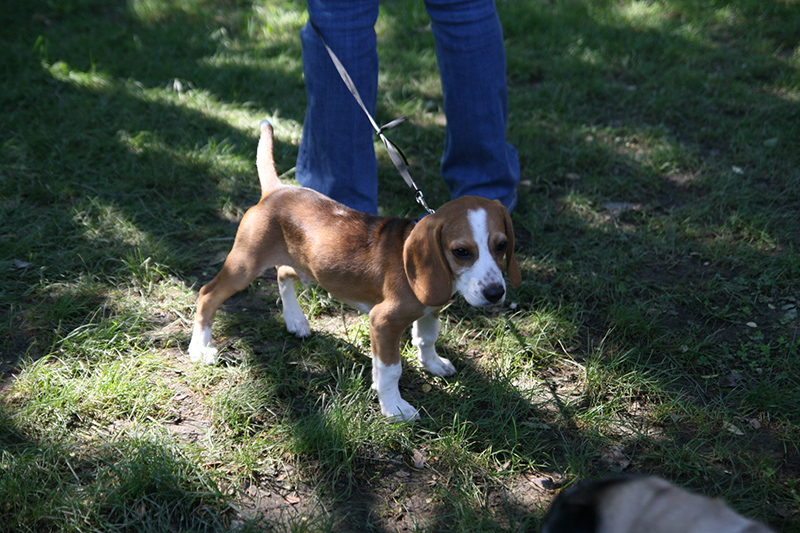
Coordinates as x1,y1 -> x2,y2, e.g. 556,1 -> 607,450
189,245 -> 271,364
277,265 -> 311,338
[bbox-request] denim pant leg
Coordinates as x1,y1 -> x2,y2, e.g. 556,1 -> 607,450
424,0 -> 520,211
298,0 -> 381,214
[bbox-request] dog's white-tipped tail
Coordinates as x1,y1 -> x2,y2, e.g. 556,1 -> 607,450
257,120 -> 280,196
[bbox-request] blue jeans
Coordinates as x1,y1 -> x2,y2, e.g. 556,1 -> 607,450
298,0 -> 520,215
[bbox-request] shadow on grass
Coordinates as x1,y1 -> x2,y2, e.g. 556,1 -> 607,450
212,313 -> 565,531
0,405 -> 232,531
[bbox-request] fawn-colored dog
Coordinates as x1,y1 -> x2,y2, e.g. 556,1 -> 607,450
189,121 -> 521,421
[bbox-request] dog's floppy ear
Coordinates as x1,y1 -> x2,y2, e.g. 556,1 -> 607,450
403,215 -> 453,307
496,200 -> 522,287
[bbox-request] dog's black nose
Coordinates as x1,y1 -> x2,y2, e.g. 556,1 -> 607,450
483,284 -> 505,303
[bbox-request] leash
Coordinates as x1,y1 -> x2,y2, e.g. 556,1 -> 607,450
309,19 -> 435,215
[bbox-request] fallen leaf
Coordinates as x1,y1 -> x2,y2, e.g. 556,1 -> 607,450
411,449 -> 426,470
602,202 -> 645,214
600,445 -> 631,471
763,137 -> 779,147
723,421 -> 745,436
521,420 -> 552,430
527,475 -> 556,491
720,372 -> 745,388
745,418 -> 762,430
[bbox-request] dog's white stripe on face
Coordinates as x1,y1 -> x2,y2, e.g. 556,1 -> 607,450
453,208 -> 506,307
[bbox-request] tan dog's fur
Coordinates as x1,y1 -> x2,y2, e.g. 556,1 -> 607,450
189,121 -> 521,420
542,476 -> 774,533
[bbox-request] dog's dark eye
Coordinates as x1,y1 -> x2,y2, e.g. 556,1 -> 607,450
496,241 -> 508,254
452,248 -> 471,259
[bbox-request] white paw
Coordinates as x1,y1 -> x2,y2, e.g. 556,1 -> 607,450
380,398 -> 420,422
188,343 -> 219,365
423,355 -> 456,377
284,314 -> 311,338
279,276 -> 311,338
188,324 -> 219,364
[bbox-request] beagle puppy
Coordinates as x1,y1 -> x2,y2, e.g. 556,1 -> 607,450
188,120 -> 521,421
541,476 -> 774,533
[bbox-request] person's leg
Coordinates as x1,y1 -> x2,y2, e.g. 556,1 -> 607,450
298,0 -> 381,214
424,0 -> 520,211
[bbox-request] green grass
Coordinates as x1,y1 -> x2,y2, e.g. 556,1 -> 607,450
2,0 -> 800,530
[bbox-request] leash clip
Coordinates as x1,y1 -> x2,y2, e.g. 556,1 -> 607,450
415,190 -> 435,215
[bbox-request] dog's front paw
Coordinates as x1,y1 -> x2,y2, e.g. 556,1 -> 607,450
380,398 -> 420,422
423,354 -> 456,377
188,343 -> 219,365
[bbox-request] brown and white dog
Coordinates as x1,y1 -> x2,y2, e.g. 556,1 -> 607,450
188,120 -> 521,421
541,476 -> 774,533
